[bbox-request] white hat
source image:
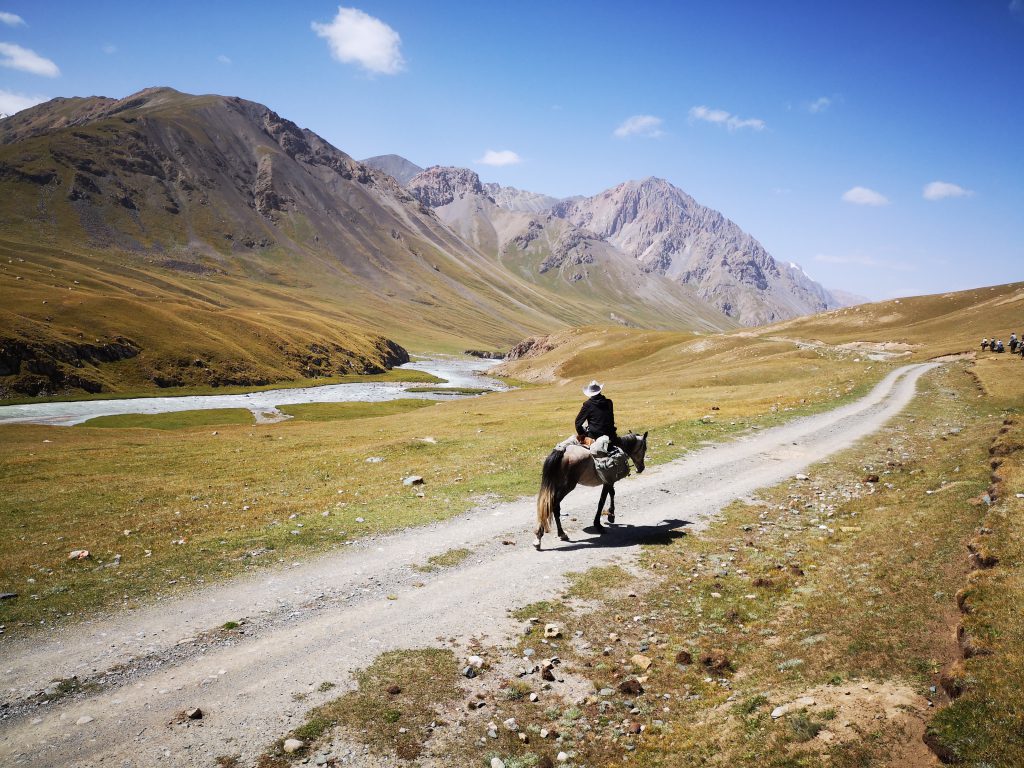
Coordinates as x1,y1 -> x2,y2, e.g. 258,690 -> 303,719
583,380 -> 603,396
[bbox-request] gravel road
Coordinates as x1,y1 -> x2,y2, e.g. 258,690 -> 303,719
0,362 -> 939,767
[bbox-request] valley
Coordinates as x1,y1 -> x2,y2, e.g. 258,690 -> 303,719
1,81 -> 1022,768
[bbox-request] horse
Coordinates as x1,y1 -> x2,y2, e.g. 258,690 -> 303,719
534,431 -> 648,550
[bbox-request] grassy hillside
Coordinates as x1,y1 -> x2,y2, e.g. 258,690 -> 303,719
768,282 -> 1024,358
497,282 -> 1024,390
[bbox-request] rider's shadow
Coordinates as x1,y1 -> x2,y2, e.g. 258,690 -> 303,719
550,518 -> 691,551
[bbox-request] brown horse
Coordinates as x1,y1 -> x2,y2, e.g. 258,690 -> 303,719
534,431 -> 648,550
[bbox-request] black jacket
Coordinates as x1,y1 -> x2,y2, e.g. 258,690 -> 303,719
575,394 -> 617,439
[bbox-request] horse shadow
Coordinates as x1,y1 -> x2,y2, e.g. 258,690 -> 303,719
548,518 -> 692,552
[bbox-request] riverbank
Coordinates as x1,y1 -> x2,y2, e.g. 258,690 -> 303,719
0,356 -> 508,426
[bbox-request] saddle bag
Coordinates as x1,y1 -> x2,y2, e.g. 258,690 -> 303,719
591,437 -> 630,484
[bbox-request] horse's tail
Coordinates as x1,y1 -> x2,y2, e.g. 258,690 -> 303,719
536,449 -> 563,533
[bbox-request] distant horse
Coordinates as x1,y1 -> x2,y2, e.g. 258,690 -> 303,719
534,431 -> 648,550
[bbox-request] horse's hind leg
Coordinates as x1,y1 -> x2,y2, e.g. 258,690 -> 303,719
607,485 -> 616,524
554,492 -> 570,541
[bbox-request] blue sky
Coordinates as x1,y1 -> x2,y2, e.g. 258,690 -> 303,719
1,1 -> 1021,300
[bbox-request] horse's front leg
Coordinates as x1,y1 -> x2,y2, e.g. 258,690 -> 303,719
607,485 -> 616,524
594,485 -> 609,532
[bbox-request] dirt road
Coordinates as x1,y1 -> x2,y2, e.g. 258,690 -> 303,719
0,363 -> 939,767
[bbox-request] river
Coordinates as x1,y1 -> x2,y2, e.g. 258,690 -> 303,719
0,355 -> 508,427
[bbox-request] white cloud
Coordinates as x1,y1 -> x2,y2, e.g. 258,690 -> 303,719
613,114 -> 664,138
217,54 -> 232,65
478,149 -> 521,166
689,105 -> 765,132
841,186 -> 889,206
0,42 -> 59,77
0,88 -> 46,116
0,11 -> 25,26
923,180 -> 973,201
814,253 -> 914,272
1012,0 -> 1024,15
102,43 -> 116,55
807,96 -> 832,113
311,6 -> 404,75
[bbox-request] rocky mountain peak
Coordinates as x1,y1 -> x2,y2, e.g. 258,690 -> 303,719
407,166 -> 491,208
552,176 -> 836,325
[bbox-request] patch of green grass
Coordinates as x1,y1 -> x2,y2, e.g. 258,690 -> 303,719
275,649 -> 460,762
277,399 -> 435,423
412,547 -> 472,573
735,694 -> 769,715
292,714 -> 332,743
563,565 -> 630,601
787,712 -> 826,742
222,621 -> 240,630
510,601 -> 561,622
317,681 -> 336,693
403,386 -> 491,395
505,680 -> 532,701
78,408 -> 255,430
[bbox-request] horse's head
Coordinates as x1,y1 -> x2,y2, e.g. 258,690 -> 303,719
625,430 -> 648,473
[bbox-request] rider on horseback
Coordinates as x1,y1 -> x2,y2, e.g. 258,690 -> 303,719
575,380 -> 619,447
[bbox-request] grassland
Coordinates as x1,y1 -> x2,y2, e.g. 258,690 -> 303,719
0,325 -> 889,632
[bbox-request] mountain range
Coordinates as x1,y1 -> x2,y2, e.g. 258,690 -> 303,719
387,163 -> 839,325
0,87 -> 840,397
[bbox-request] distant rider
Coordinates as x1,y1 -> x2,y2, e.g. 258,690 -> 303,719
981,338 -> 989,351
1010,333 -> 1019,353
575,380 -> 619,447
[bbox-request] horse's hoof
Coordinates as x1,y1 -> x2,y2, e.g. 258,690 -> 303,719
608,514 -> 615,524
558,533 -> 570,541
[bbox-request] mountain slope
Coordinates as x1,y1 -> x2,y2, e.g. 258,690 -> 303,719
552,178 -> 838,325
0,88 -> 735,397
